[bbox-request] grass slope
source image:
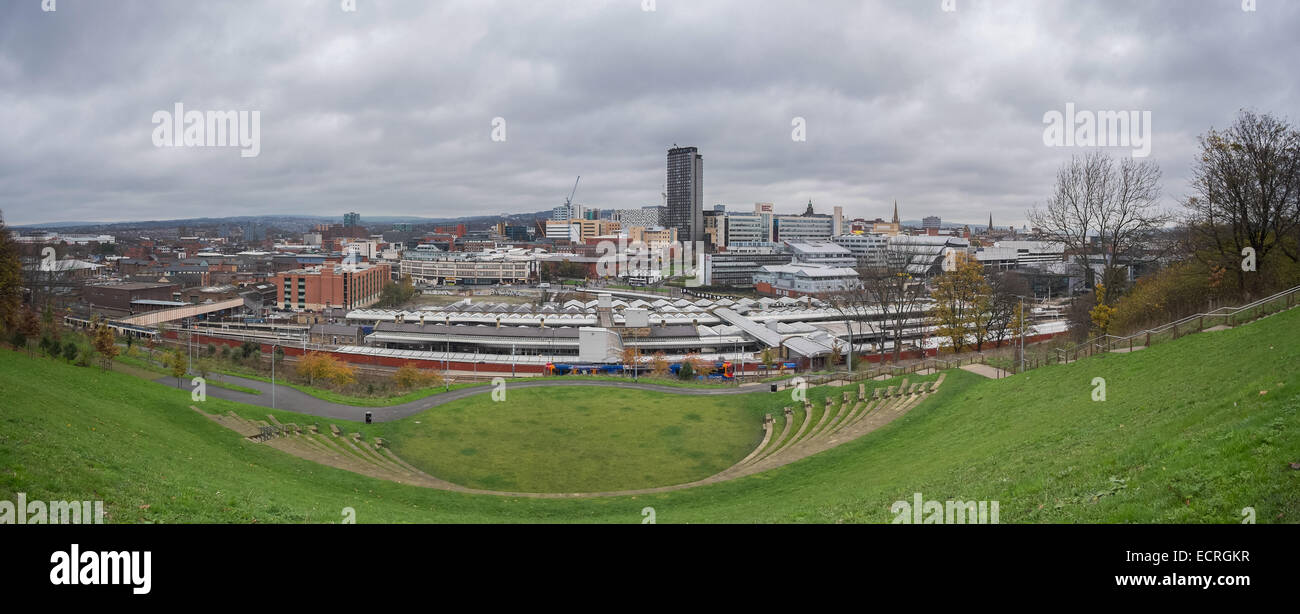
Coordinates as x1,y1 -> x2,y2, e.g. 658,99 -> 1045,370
1,308 -> 1297,523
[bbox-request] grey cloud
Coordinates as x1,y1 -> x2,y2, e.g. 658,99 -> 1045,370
0,0 -> 1297,227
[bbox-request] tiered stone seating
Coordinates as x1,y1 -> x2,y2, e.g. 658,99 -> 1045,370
189,405 -> 458,490
718,375 -> 940,481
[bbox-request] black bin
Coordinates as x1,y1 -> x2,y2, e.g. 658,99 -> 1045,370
364,411 -> 373,424
770,384 -> 778,393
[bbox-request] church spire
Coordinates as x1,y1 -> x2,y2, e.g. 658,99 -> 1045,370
892,200 -> 899,225
988,212 -> 993,232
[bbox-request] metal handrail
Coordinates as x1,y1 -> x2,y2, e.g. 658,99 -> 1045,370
1057,283 -> 1300,357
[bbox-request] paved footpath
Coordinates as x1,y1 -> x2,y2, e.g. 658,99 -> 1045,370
959,363 -> 1009,379
157,373 -> 769,423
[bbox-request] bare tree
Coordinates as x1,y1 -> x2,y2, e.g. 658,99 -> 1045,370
826,282 -> 884,369
1029,151 -> 1169,301
987,271 -> 1031,347
1184,109 -> 1300,294
855,242 -> 932,363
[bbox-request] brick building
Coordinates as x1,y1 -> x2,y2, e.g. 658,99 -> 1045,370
272,262 -> 390,311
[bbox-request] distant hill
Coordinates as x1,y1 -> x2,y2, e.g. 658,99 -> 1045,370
10,211 -> 552,233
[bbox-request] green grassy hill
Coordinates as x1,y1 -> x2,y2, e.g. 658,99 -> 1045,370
2,307 -> 1297,523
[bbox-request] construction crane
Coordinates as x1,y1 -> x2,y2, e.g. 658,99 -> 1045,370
564,176 -> 581,213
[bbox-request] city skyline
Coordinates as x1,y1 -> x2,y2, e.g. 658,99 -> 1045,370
3,1 -> 1298,228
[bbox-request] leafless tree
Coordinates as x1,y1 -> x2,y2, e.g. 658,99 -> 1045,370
987,270 -> 1031,347
850,242 -> 933,363
826,282 -> 883,368
1184,109 -> 1300,294
1029,151 -> 1169,301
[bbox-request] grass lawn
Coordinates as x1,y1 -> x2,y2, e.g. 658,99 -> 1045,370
1,306 -> 1297,523
362,386 -> 767,493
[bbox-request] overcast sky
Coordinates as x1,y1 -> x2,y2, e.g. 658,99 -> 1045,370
2,0 -> 1297,227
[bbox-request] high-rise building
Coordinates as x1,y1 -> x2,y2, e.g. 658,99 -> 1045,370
923,216 -> 941,230
344,212 -> 361,227
665,146 -> 703,245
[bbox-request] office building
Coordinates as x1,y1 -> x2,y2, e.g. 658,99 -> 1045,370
833,233 -> 890,269
273,262 -> 391,311
665,146 -> 704,246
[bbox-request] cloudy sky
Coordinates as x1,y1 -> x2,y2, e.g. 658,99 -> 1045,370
2,0 -> 1297,227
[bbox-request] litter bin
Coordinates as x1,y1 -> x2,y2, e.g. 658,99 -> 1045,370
770,383 -> 778,393
365,411 -> 373,424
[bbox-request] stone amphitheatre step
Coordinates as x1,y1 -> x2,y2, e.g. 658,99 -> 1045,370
795,395 -> 889,452
758,408 -> 795,458
755,403 -> 815,463
280,437 -> 409,484
333,432 -> 389,467
837,400 -> 868,429
802,403 -> 858,448
352,435 -> 416,475
820,395 -> 855,436
840,395 -> 896,431
845,396 -> 883,428
804,399 -> 838,440
744,406 -> 805,467
379,447 -> 429,476
302,433 -> 412,481
293,430 -> 344,459
355,439 -> 417,476
733,418 -> 775,467
930,373 -> 946,392
219,411 -> 262,438
785,402 -> 823,448
309,430 -> 371,464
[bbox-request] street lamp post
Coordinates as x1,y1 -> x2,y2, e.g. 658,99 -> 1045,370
1008,293 -> 1038,373
1019,296 -> 1025,373
845,318 -> 852,373
271,343 -> 279,410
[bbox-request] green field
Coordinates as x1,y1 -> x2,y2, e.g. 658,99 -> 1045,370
365,387 -> 765,493
1,306 -> 1298,523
